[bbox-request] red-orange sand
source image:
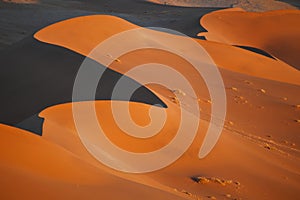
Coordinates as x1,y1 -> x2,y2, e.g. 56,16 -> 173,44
199,8 -> 300,69
35,15 -> 300,85
1,9 -> 300,200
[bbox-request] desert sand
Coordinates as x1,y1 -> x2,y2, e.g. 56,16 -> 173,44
198,8 -> 300,69
149,0 -> 298,11
0,0 -> 299,200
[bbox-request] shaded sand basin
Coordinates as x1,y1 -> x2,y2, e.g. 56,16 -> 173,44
1,8 -> 300,200
0,36 -> 165,129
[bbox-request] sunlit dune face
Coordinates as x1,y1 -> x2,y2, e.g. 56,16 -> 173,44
107,48 -> 209,100
34,15 -> 138,57
40,101 -> 182,153
34,14 -> 300,86
199,9 -> 300,69
2,0 -> 38,4
0,124 -> 185,200
0,124 -> 104,183
2,7 -> 300,199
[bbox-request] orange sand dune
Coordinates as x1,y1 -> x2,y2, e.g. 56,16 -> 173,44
33,13 -> 300,199
1,9 -> 300,200
33,13 -> 300,152
199,9 -> 300,69
0,123 -> 185,200
35,15 -> 300,85
2,61 -> 298,199
33,97 -> 300,199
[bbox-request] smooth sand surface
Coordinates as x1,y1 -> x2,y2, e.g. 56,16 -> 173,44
0,124 -> 185,200
35,15 -> 300,85
0,3 -> 300,200
199,9 -> 300,69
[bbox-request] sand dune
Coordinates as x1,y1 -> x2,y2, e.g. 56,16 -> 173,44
0,3 -> 300,200
33,13 -> 300,199
35,15 -> 300,85
22,91 -> 300,199
0,124 -> 184,200
199,9 -> 300,69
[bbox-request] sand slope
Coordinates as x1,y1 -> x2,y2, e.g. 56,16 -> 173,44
33,13 -> 300,199
35,15 -> 300,85
0,6 -> 300,200
0,123 -> 186,200
199,9 -> 300,69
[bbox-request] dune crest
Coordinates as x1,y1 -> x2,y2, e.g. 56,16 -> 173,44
1,5 -> 300,199
35,14 -> 300,85
199,9 -> 300,69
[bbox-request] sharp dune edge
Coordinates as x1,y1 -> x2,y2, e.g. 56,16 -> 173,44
1,1 -> 300,200
198,8 -> 300,70
34,14 -> 300,85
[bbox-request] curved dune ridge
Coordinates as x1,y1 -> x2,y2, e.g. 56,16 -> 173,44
3,95 -> 300,199
1,8 -> 300,200
199,8 -> 300,69
0,124 -> 184,200
35,14 -> 300,85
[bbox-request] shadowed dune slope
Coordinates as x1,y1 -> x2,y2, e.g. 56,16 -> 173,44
0,36 -> 165,129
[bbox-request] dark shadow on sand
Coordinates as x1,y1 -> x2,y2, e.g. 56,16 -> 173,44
234,45 -> 275,59
0,37 -> 167,135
